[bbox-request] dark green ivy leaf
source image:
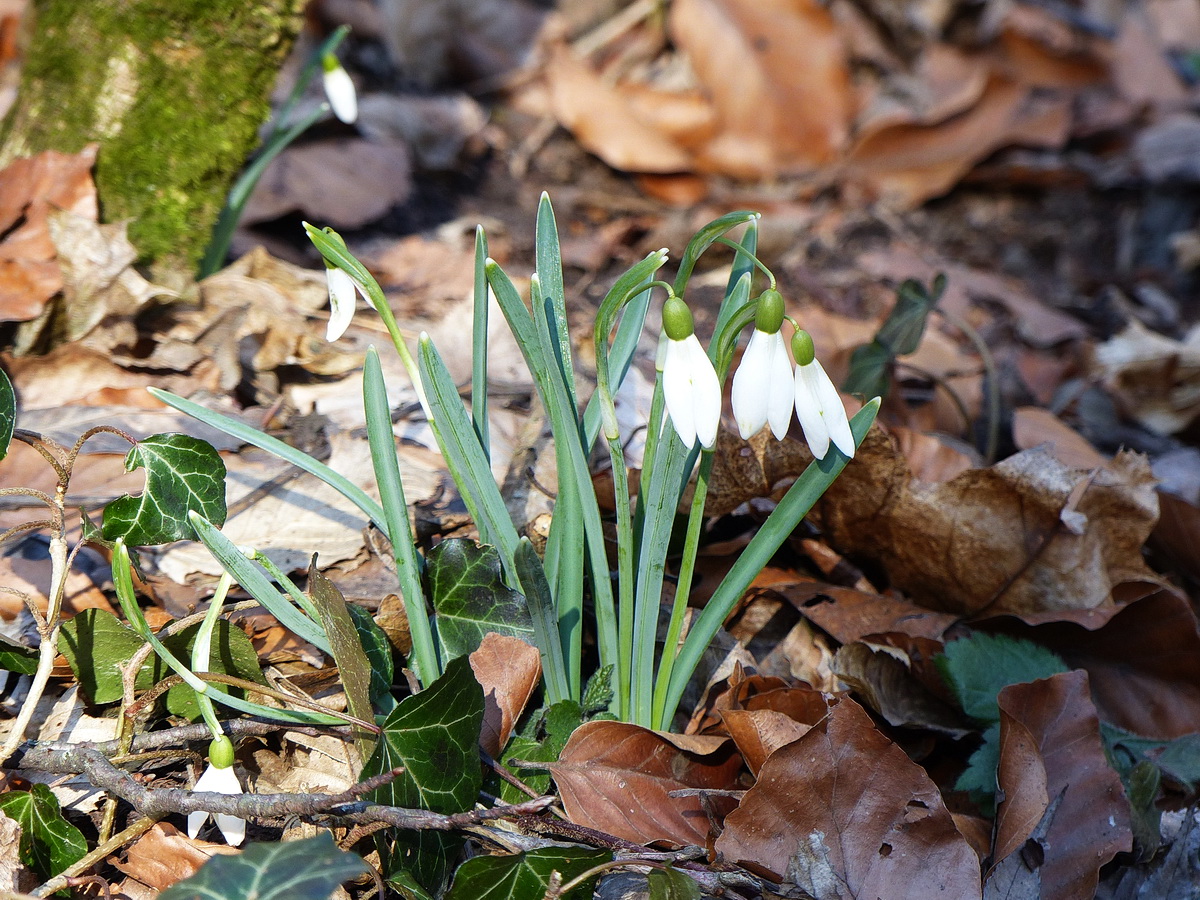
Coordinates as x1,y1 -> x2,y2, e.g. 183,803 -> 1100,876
499,699 -> 583,805
0,366 -> 14,461
159,833 -> 368,900
361,655 -> 484,893
445,847 -> 610,900
102,433 -> 226,546
0,783 -> 86,879
648,866 -> 703,900
427,539 -> 532,661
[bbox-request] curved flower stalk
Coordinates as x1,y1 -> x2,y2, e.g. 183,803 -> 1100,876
731,288 -> 793,440
792,329 -> 856,460
660,296 -> 721,449
188,736 -> 245,846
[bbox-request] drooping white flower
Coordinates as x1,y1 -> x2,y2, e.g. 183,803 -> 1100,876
187,761 -> 246,846
660,296 -> 721,449
732,328 -> 794,440
324,264 -> 369,341
792,330 -> 855,461
321,55 -> 358,124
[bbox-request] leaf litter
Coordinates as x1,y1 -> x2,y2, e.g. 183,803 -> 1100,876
0,0 -> 1199,897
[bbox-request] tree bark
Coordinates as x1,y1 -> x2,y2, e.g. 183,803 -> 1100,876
0,0 -> 306,277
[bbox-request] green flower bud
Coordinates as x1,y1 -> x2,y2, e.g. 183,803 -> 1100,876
209,735 -> 235,770
661,296 -> 696,342
754,288 -> 785,334
791,329 -> 816,367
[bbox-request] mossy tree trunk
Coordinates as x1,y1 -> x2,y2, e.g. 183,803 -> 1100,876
0,0 -> 306,278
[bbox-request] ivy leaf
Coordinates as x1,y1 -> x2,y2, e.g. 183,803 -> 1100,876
347,602 -> 394,706
936,633 -> 1068,723
159,833 -> 368,900
648,867 -> 703,900
499,699 -> 582,804
0,366 -> 14,461
362,655 -> 485,893
0,783 -> 86,879
102,433 -> 226,545
58,608 -> 265,717
0,633 -> 39,676
427,539 -> 533,661
445,847 -> 610,900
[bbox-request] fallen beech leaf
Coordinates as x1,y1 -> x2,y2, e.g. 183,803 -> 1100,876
545,43 -> 693,174
813,437 -> 1165,619
669,0 -> 852,177
993,672 -> 1132,900
780,581 -> 958,644
891,426 -> 977,482
469,632 -> 541,759
720,709 -> 811,776
688,666 -> 829,736
991,590 -> 1200,739
112,822 -> 235,891
1112,7 -> 1188,106
716,695 -> 980,896
1153,490 -> 1200,583
0,145 -> 97,323
550,721 -> 743,846
834,641 -> 969,737
1094,319 -> 1200,435
1012,406 -> 1106,469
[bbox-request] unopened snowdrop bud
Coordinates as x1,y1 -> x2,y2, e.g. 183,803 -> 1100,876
731,289 -> 793,440
661,296 -> 721,449
187,736 -> 245,846
321,54 -> 358,124
791,329 -> 855,460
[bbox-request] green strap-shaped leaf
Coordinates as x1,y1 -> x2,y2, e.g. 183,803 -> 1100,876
159,833 -> 369,900
102,433 -> 226,545
427,539 -> 533,663
445,847 -> 610,900
0,783 -> 86,879
0,366 -> 14,461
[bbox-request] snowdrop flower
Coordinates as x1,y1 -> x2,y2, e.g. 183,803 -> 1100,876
324,263 -> 371,341
792,330 -> 855,461
187,737 -> 246,846
321,54 -> 358,124
661,296 -> 721,449
731,289 -> 794,440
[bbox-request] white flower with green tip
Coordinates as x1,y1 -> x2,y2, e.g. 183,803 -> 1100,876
731,288 -> 794,440
792,329 -> 855,460
321,54 -> 358,125
187,737 -> 246,846
661,296 -> 721,449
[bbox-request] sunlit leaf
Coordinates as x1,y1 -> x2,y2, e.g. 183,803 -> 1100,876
362,656 -> 484,892
159,833 -> 368,900
0,783 -> 86,879
309,565 -> 378,757
428,539 -> 532,661
499,698 -> 583,804
102,433 -> 226,545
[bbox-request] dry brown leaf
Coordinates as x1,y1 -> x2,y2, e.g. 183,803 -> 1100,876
993,590 -> 1200,739
469,632 -> 541,759
993,671 -> 1132,900
112,822 -> 236,891
812,433 -> 1165,619
720,709 -> 811,776
1112,7 -> 1188,107
1012,406 -> 1106,469
780,581 -> 958,644
0,812 -> 25,892
0,145 -> 97,323
1094,319 -> 1200,435
833,640 -> 969,737
550,720 -> 743,846
545,42 -> 693,173
890,426 -> 977,482
669,0 -> 853,177
242,138 -> 412,229
716,695 -> 980,896
1153,490 -> 1200,583
690,668 -> 831,736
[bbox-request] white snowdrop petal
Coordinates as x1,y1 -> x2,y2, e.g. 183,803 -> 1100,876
732,329 -> 771,439
763,331 -> 795,440
686,336 -> 722,449
322,65 -> 358,124
325,267 -> 358,341
809,358 -> 856,458
794,362 -> 831,460
663,338 -> 698,447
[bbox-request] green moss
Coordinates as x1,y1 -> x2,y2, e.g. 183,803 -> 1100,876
1,0 -> 306,276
